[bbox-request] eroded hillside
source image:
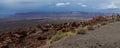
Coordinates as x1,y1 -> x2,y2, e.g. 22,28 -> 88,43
0,14 -> 120,48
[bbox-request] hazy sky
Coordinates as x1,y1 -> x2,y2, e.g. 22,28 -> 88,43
0,0 -> 120,15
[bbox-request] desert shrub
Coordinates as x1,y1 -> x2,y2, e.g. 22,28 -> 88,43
50,32 -> 64,42
100,22 -> 107,25
36,24 -> 41,29
65,31 -> 75,36
19,37 -> 24,43
86,25 -> 95,30
77,28 -> 86,34
93,24 -> 101,28
115,18 -> 120,21
48,31 -> 75,44
109,20 -> 115,23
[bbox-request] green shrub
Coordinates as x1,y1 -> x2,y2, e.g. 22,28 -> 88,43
50,32 -> 64,42
93,24 -> 101,28
87,25 -> 95,30
109,20 -> 115,23
77,29 -> 86,34
19,37 -> 24,43
65,32 -> 75,36
115,18 -> 120,21
101,22 -> 107,25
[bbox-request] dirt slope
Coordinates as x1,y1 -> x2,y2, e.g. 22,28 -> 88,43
42,22 -> 120,48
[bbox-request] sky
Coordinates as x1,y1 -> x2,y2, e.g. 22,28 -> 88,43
0,0 -> 120,15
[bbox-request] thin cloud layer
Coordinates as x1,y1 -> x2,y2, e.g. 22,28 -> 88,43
1,0 -> 119,9
107,2 -> 118,8
0,0 -> 120,15
77,3 -> 87,7
56,2 -> 70,6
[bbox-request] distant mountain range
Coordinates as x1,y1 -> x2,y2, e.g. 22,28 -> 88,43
99,8 -> 120,13
0,8 -> 120,19
6,11 -> 110,20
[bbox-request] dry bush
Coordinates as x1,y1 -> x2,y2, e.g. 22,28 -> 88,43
77,28 -> 87,35
115,18 -> 120,21
49,32 -> 64,43
86,25 -> 95,30
93,24 -> 101,28
100,22 -> 107,26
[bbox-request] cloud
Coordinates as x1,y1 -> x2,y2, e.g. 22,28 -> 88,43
107,2 -> 118,8
56,2 -> 70,6
1,0 -> 53,7
77,3 -> 82,5
1,0 -> 120,15
78,3 -> 87,7
81,4 -> 87,7
66,2 -> 70,5
101,2 -> 118,9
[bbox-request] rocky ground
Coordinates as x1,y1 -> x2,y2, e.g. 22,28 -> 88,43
0,18 -> 84,32
0,14 -> 120,48
42,22 -> 120,48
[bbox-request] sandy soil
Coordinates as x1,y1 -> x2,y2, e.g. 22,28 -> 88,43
42,22 -> 120,48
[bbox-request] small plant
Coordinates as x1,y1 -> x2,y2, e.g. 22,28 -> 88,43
50,32 -> 64,43
19,37 -> 24,43
65,31 -> 75,36
109,20 -> 115,23
77,28 -> 86,34
86,25 -> 95,30
93,24 -> 101,28
115,18 -> 120,21
101,22 -> 107,25
36,24 -> 42,29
